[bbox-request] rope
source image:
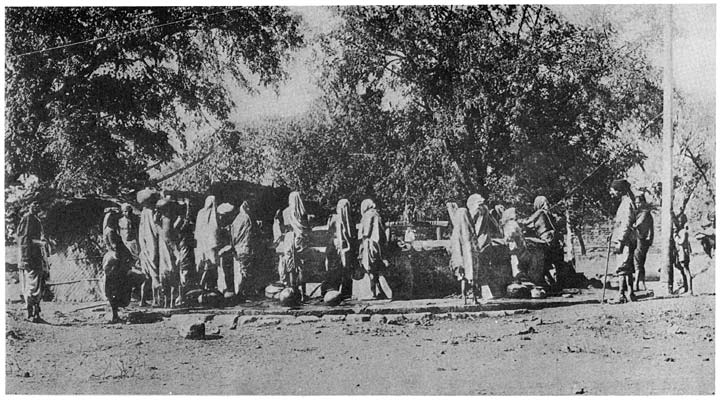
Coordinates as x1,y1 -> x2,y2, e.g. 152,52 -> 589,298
9,7 -> 243,59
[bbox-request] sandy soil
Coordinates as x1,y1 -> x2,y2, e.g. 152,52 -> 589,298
5,291 -> 715,395
6,251 -> 715,395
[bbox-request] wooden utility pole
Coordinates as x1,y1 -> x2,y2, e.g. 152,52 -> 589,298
660,5 -> 674,295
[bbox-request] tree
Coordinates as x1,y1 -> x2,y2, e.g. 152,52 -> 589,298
5,7 -> 303,196
162,6 -> 667,224
301,5 -> 662,219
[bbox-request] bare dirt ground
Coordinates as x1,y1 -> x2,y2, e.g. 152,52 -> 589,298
5,256 -> 716,395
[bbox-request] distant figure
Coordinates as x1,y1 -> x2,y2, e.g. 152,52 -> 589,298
402,203 -> 415,224
448,204 -> 479,303
174,199 -> 196,305
674,213 -> 693,295
325,199 -> 357,300
138,193 -> 161,306
196,196 -> 220,291
632,194 -> 654,292
609,179 -> 637,303
359,199 -> 391,299
103,208 -> 141,323
156,199 -> 179,308
16,201 -> 47,322
280,191 -> 311,300
467,192 -> 503,298
231,201 -> 258,300
697,202 -> 715,258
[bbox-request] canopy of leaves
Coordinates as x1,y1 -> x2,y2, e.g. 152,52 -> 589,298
150,5 -> 666,223
290,5 -> 663,220
5,7 -> 302,196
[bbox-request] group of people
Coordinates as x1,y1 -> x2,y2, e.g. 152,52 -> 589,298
446,191 -> 567,303
14,179 -> 703,323
115,191 -> 260,314
608,179 -> 693,303
273,192 -> 391,303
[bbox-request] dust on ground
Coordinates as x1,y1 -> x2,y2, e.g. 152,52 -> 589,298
5,255 -> 715,395
5,296 -> 714,395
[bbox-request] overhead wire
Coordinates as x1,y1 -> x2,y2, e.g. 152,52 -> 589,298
9,7 -> 243,59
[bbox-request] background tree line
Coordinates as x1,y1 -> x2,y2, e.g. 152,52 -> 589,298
6,5 -> 714,243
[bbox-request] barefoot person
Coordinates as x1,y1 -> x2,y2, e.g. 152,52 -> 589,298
16,201 -> 47,322
633,194 -> 654,292
674,213 -> 693,295
102,208 -> 138,323
609,179 -> 637,303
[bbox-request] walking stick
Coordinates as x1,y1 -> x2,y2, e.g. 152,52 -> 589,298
601,234 -> 612,304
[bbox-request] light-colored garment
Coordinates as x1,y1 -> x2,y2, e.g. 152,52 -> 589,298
195,196 -> 220,267
282,191 -> 310,252
449,207 -> 477,281
138,207 -> 160,289
231,201 -> 255,256
21,269 -> 44,307
279,192 -> 310,280
196,196 -> 219,254
359,199 -> 387,273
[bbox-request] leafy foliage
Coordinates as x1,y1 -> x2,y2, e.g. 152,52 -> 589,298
280,5 -> 663,220
6,7 -> 303,196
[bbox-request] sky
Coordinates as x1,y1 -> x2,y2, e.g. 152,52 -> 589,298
226,4 -> 716,126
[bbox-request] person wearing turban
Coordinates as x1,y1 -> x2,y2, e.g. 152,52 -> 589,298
609,179 -> 637,303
